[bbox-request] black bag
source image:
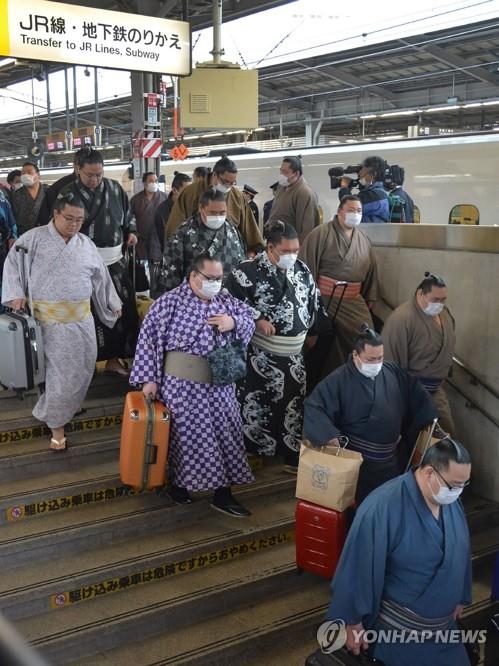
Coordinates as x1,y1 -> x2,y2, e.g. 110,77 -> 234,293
305,280 -> 349,391
456,619 -> 480,666
306,647 -> 383,665
206,330 -> 247,386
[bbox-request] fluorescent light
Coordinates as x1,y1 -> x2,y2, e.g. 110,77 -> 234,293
328,140 -> 340,144
379,110 -> 418,117
253,127 -> 266,132
482,100 -> 499,106
360,114 -> 377,120
376,134 -> 405,140
424,105 -> 460,112
0,58 -> 16,69
462,103 -> 482,108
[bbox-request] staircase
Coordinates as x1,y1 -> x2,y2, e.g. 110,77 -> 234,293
0,374 -> 498,665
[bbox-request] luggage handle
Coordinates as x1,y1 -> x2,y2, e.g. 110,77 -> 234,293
145,443 -> 158,465
15,245 -> 35,317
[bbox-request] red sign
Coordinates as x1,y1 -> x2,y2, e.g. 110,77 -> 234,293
169,143 -> 189,161
147,93 -> 158,108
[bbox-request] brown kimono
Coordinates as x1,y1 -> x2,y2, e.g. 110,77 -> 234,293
299,216 -> 378,371
268,176 -> 319,242
382,297 -> 456,433
165,178 -> 263,251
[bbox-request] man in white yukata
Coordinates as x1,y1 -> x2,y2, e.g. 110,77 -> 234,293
2,195 -> 121,451
326,438 -> 472,666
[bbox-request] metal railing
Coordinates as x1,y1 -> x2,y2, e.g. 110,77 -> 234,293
0,614 -> 50,666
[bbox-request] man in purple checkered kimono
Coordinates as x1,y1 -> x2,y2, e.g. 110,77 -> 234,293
130,252 -> 256,518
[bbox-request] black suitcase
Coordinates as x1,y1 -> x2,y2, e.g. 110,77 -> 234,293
0,245 -> 45,394
305,280 -> 348,393
306,648 -> 383,665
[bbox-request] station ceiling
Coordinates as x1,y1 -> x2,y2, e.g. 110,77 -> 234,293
2,7 -> 499,164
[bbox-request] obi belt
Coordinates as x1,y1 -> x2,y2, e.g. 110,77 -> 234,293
250,330 -> 307,356
418,376 -> 444,394
33,299 -> 91,325
378,598 -> 454,636
346,433 -> 400,463
317,275 -> 362,299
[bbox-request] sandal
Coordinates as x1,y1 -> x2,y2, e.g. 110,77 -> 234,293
50,437 -> 68,452
104,359 -> 130,378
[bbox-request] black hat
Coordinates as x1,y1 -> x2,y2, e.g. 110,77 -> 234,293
243,184 -> 258,196
270,181 -> 279,190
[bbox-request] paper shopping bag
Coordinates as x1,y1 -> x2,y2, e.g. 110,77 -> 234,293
296,440 -> 363,512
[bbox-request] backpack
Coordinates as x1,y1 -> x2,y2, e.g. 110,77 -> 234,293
388,191 -> 406,223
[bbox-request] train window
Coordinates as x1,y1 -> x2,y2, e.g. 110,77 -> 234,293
448,204 -> 479,225
413,205 -> 421,224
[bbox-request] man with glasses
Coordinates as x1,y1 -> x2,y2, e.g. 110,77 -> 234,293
154,189 -> 246,295
58,147 -> 139,377
326,438 -> 472,666
226,220 -> 321,473
165,156 -> 263,252
2,196 -> 121,451
382,272 -> 456,434
131,252 -> 255,517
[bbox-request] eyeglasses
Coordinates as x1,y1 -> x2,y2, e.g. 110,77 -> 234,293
431,466 -> 470,491
80,170 -> 103,180
219,176 -> 237,187
197,270 -> 223,283
61,213 -> 85,224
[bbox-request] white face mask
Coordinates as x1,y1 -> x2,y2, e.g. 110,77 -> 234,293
205,215 -> 225,230
13,182 -> 23,191
278,174 -> 289,187
146,182 -> 159,193
428,475 -> 464,505
423,302 -> 444,316
21,174 -> 36,187
215,183 -> 232,195
276,253 -> 298,271
359,177 -> 369,187
344,212 -> 362,228
358,361 -> 383,379
199,279 -> 222,299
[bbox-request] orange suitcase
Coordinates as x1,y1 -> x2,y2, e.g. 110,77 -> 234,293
120,391 -> 170,491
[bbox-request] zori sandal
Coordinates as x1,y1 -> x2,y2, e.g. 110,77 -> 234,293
49,437 -> 68,452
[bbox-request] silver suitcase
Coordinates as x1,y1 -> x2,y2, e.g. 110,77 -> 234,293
0,245 -> 45,394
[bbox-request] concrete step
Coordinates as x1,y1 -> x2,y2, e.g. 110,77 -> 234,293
0,493 -> 296,622
0,426 -> 120,484
0,456 -> 123,526
0,466 -> 295,569
0,374 -> 127,442
66,565 -> 329,666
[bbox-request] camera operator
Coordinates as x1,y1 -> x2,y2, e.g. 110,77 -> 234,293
339,156 -> 389,224
385,167 -> 415,223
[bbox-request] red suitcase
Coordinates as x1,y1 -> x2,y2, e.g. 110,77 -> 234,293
295,499 -> 348,579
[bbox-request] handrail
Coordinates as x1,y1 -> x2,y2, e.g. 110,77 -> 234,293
446,379 -> 499,429
378,298 -> 499,402
451,356 -> 499,402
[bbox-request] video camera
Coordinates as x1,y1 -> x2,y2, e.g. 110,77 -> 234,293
328,163 -> 405,190
328,165 -> 361,190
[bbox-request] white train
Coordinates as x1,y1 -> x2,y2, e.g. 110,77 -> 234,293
2,132 -> 497,225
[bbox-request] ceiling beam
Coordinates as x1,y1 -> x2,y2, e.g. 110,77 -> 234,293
258,81 -> 314,113
401,38 -> 499,89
